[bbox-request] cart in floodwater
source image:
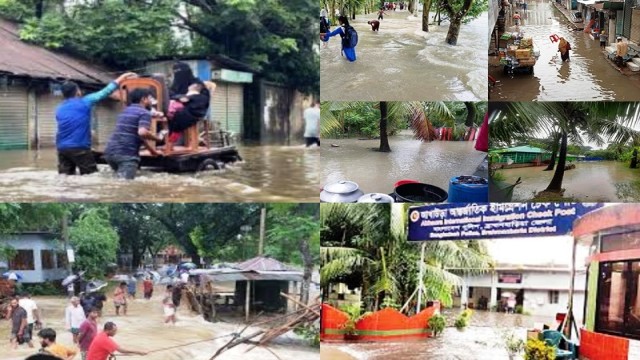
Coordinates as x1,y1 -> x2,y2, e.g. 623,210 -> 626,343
93,76 -> 242,172
499,33 -> 540,77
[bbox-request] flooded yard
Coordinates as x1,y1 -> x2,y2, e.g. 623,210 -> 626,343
1,293 -> 319,360
496,161 -> 640,202
321,310 -> 555,360
321,11 -> 487,101
322,134 -> 487,195
0,145 -> 319,202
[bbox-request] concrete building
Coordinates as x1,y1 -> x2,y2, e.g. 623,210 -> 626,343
0,233 -> 67,283
453,264 -> 586,322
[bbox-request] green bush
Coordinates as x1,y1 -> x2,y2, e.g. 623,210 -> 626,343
428,314 -> 446,337
21,282 -> 62,296
515,305 -> 524,314
524,338 -> 555,360
294,323 -> 320,347
454,316 -> 468,330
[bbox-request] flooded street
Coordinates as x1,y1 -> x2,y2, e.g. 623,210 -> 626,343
322,134 -> 487,194
497,161 -> 640,201
0,146 -> 319,202
321,310 -> 552,360
321,11 -> 487,101
1,293 -> 319,360
489,0 -> 640,101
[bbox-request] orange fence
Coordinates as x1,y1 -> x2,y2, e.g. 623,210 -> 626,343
321,303 -> 440,342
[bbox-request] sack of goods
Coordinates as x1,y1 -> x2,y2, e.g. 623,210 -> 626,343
516,48 -> 532,59
519,58 -> 536,66
519,37 -> 533,49
507,45 -> 518,56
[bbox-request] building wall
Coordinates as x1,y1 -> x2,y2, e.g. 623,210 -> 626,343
0,234 -> 67,283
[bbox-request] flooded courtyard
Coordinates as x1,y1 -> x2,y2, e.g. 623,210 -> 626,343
0,145 -> 319,202
497,161 -> 640,202
321,310 -> 554,360
321,10 -> 487,101
1,293 -> 318,360
322,134 -> 487,195
489,0 -> 640,101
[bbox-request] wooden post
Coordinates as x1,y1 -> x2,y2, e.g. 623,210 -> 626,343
245,280 -> 251,322
564,236 -> 578,338
259,208 -> 266,255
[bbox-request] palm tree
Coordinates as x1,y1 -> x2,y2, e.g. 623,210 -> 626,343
379,102 -> 391,152
321,203 -> 493,311
490,102 -> 640,195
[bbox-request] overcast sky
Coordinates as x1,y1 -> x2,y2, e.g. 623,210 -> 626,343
485,236 -> 590,270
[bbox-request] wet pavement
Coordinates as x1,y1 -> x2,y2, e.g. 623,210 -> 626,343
322,134 -> 487,194
1,293 -> 319,360
496,161 -> 640,202
489,0 -> 640,101
0,145 -> 319,202
321,10 -> 487,101
320,310 -> 555,360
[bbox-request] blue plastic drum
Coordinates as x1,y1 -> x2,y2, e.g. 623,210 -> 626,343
448,176 -> 488,202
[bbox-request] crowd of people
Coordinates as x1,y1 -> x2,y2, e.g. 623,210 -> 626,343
3,273 -> 192,360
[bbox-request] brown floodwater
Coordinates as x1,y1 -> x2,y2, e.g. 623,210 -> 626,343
1,292 -> 319,360
322,134 -> 487,195
489,0 -> 640,101
496,161 -> 640,202
320,10 -> 487,101
0,145 -> 319,202
320,310 -> 556,360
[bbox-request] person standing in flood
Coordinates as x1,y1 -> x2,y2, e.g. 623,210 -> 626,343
377,7 -> 387,20
112,282 -> 127,316
321,16 -> 358,62
367,20 -> 380,31
64,297 -> 86,344
558,37 -> 571,62
615,36 -> 628,67
303,101 -> 320,147
55,72 -> 136,176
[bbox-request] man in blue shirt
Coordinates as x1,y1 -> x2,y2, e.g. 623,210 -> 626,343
104,88 -> 163,180
55,72 -> 136,175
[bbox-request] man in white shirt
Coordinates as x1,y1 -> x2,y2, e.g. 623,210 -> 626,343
180,271 -> 189,285
65,296 -> 86,344
303,101 -> 320,147
18,293 -> 40,348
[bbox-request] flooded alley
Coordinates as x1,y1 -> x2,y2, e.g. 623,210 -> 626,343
322,134 -> 487,194
497,161 -> 640,201
489,0 -> 640,101
1,294 -> 318,360
321,10 -> 487,101
0,146 -> 319,202
320,310 -> 551,360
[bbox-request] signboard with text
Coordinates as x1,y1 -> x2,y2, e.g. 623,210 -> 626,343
408,203 -> 604,241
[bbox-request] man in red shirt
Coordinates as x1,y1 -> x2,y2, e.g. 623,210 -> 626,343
78,308 -> 99,360
86,322 -> 147,360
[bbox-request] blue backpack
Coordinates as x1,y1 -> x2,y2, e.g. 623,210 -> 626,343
341,25 -> 358,48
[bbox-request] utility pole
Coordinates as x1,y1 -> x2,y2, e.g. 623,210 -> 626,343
62,212 -> 72,275
259,207 -> 266,255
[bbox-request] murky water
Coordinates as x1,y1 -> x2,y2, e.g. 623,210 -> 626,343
320,310 -> 552,360
2,293 -> 319,360
0,146 -> 319,202
322,134 -> 487,194
497,161 -> 640,202
321,10 -> 488,101
489,0 -> 640,101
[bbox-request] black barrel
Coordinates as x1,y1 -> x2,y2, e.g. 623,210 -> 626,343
393,183 -> 448,203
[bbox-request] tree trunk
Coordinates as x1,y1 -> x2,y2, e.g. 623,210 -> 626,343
631,149 -> 638,168
446,16 -> 463,45
545,131 -> 568,192
422,0 -> 431,32
299,239 -> 312,305
35,0 -> 44,20
464,102 -> 476,127
544,133 -> 561,171
379,102 -> 392,152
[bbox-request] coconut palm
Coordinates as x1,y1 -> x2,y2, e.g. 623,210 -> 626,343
321,203 -> 493,311
490,102 -> 640,195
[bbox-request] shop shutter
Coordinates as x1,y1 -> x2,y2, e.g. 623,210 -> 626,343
211,83 -> 244,135
0,86 -> 29,150
623,0 -> 633,37
36,92 -> 60,147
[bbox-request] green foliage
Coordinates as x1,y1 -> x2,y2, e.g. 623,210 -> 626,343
515,305 -> 524,314
525,338 -> 555,360
293,323 -> 320,347
454,309 -> 472,329
22,281 -> 61,296
427,313 -> 446,337
381,295 -> 399,310
502,331 -> 526,356
339,302 -> 369,335
69,208 -> 119,278
441,0 -> 488,23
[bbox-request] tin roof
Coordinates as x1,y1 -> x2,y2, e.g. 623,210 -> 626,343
0,18 -> 112,84
236,256 -> 296,272
191,269 -> 303,282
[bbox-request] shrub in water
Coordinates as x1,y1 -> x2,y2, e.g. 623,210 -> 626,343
428,314 -> 446,337
524,338 -> 555,360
